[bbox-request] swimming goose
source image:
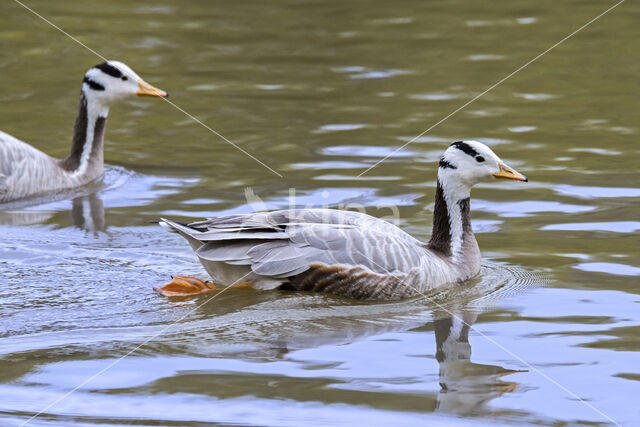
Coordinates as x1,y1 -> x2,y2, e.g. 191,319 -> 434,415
0,61 -> 167,203
158,141 -> 527,300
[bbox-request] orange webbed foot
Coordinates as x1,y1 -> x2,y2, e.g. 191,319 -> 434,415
155,275 -> 217,297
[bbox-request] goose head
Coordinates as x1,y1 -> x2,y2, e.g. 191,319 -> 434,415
438,140 -> 527,199
81,60 -> 167,108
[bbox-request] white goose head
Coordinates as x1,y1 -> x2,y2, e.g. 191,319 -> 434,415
61,61 -> 168,178
427,141 -> 527,261
82,61 -> 167,108
437,140 -> 526,200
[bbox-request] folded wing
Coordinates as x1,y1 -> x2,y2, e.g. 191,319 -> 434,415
162,209 -> 427,279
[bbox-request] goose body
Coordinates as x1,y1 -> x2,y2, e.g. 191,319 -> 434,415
160,141 -> 527,301
0,61 -> 167,203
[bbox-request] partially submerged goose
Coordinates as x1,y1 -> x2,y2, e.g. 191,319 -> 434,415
0,61 -> 167,203
159,141 -> 527,300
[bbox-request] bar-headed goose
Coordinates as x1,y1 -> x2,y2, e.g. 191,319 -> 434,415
0,61 -> 167,203
158,141 -> 527,300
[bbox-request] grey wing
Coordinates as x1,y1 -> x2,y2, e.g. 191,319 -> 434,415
0,131 -> 59,201
164,208 -> 427,279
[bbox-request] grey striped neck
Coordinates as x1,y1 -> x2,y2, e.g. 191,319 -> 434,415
427,180 -> 472,258
60,91 -> 107,174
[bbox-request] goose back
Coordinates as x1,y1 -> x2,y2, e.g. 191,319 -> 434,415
0,131 -> 64,202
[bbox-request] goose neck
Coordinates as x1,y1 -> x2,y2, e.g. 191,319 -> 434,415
61,90 -> 109,178
427,179 -> 473,260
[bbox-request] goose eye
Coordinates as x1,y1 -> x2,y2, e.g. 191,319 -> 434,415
121,76 -> 128,81
476,156 -> 485,163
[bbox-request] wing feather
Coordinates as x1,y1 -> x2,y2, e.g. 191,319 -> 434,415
0,131 -> 63,202
162,209 -> 426,279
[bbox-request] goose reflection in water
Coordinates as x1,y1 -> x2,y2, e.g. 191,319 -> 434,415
70,193 -> 105,232
0,192 -> 105,233
250,301 -> 523,416
433,308 -> 522,414
180,276 -> 525,418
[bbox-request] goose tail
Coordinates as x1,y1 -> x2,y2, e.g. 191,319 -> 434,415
159,218 -> 205,250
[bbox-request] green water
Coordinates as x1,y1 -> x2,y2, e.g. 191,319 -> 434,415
1,0 -> 638,425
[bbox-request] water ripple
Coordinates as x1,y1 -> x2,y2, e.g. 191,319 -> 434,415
473,200 -> 595,217
542,222 -> 640,233
554,185 -> 640,199
574,263 -> 640,277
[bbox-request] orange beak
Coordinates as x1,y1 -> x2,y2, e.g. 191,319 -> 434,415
136,79 -> 168,97
493,162 -> 528,182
